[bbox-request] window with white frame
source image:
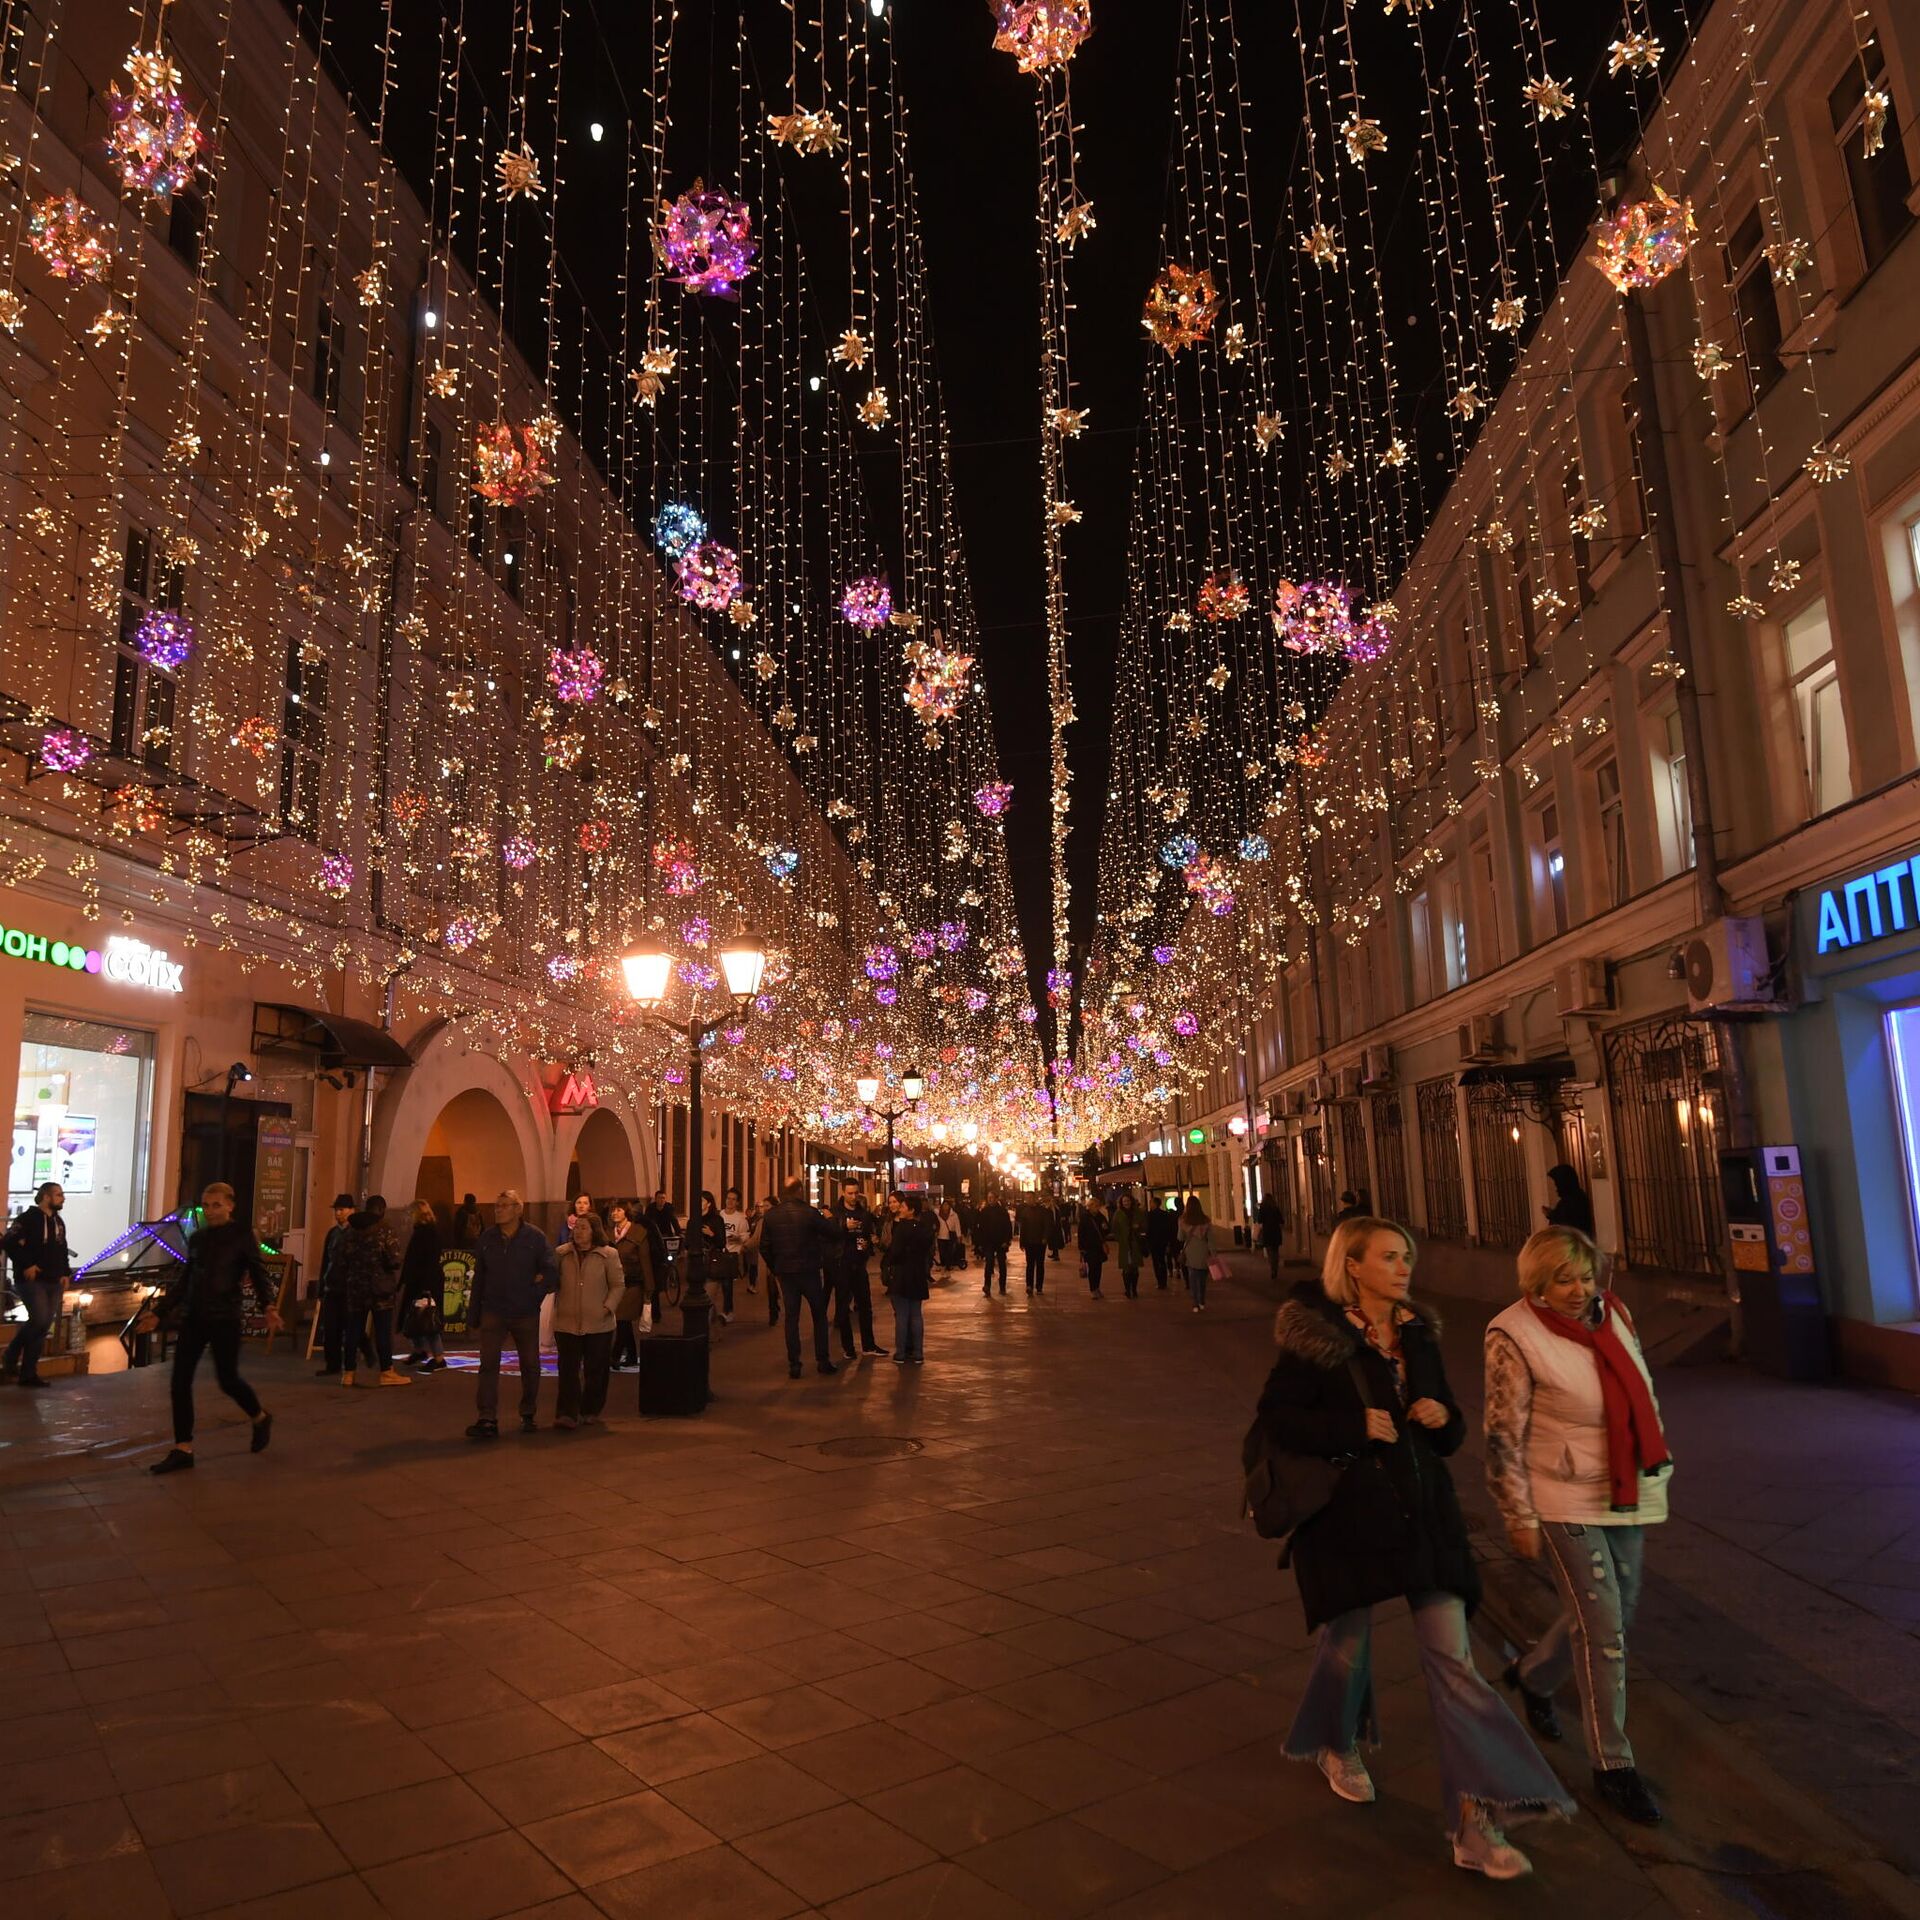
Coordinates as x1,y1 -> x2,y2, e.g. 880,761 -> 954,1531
1531,799 -> 1569,938
1727,206 -> 1784,409
1784,597 -> 1853,816
1650,704 -> 1695,878
1409,887 -> 1434,1006
1830,43 -> 1913,276
1470,831 -> 1502,971
1595,756 -> 1629,909
1437,864 -> 1467,991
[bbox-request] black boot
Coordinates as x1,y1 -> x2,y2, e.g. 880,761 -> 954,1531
1592,1767 -> 1662,1825
1501,1661 -> 1561,1743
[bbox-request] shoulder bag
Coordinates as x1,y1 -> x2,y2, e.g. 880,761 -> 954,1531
1241,1357 -> 1374,1543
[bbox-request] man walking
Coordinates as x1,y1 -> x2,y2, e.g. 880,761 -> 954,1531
1256,1188 -> 1286,1284
146,1183 -> 279,1473
1016,1191 -> 1053,1295
313,1192 -> 373,1377
3,1181 -> 72,1389
1146,1199 -> 1176,1291
975,1190 -> 1012,1296
828,1179 -> 887,1360
465,1190 -> 558,1440
760,1180 -> 836,1378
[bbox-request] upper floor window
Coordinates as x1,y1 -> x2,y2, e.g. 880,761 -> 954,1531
421,418 -> 444,520
1409,886 -> 1434,1006
279,637 -> 331,837
1531,799 -> 1569,938
1563,464 -> 1593,605
1830,45 -> 1913,275
113,525 -> 181,771
312,299 -> 344,411
1510,537 -> 1540,670
1727,207 -> 1785,408
1437,864 -> 1467,992
1595,756 -> 1628,909
1785,596 -> 1853,815
166,171 -> 207,271
1651,704 -> 1696,880
1470,831 -> 1502,972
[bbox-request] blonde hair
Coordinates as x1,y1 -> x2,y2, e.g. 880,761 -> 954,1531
201,1181 -> 236,1205
411,1199 -> 437,1227
1319,1216 -> 1415,1309
1517,1225 -> 1601,1299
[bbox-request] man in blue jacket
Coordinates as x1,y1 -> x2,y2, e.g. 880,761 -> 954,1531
465,1190 -> 558,1440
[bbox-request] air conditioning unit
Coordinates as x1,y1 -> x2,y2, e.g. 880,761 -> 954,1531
1335,1065 -> 1363,1100
1361,1044 -> 1394,1087
1282,1087 -> 1306,1117
1555,958 -> 1611,1017
1456,1010 -> 1506,1063
1684,916 -> 1774,1013
1306,1071 -> 1332,1106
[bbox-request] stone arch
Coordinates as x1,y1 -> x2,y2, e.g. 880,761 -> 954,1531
567,1104 -> 638,1209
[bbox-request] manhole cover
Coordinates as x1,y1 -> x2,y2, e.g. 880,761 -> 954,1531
817,1435 -> 923,1460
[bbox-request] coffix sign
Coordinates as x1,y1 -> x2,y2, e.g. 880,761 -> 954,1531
546,1068 -> 599,1115
1813,852 -> 1920,955
0,922 -> 185,993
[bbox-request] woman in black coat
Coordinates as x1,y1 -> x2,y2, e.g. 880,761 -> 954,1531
1255,1217 -> 1572,1880
400,1201 -> 446,1370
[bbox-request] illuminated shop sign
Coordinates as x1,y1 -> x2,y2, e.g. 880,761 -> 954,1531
0,922 -> 185,993
1813,853 -> 1920,955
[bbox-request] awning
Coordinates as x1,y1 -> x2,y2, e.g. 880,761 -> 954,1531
251,1003 -> 412,1071
1457,1056 -> 1576,1088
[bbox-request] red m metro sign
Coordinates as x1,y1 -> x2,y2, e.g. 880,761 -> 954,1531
547,1069 -> 598,1116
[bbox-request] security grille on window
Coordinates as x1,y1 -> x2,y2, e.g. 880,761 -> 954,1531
1337,1098 -> 1368,1208
1596,756 -> 1628,909
1784,596 -> 1853,816
1415,1075 -> 1468,1241
279,638 -> 330,836
1369,1089 -> 1411,1225
1830,46 -> 1913,274
1727,207 -> 1784,406
1464,1080 -> 1531,1250
112,525 -> 180,770
1302,1126 -> 1335,1237
1602,1013 -> 1728,1276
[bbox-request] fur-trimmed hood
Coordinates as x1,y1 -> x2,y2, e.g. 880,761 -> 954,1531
1272,1281 -> 1441,1369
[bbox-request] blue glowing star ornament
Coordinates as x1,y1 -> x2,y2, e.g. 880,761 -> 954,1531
1160,834 -> 1199,870
1238,833 -> 1270,863
652,499 -> 706,559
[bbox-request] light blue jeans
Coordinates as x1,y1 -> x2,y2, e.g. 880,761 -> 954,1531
1518,1522 -> 1646,1770
890,1296 -> 924,1363
1285,1591 -> 1576,1836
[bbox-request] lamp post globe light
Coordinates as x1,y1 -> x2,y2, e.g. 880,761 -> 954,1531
855,1069 -> 923,1198
621,933 -> 764,1342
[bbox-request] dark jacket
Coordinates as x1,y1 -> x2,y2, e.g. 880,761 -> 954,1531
1252,1283 -> 1477,1631
828,1200 -> 877,1271
1110,1203 -> 1145,1269
173,1219 -> 276,1324
1015,1200 -> 1054,1249
341,1213 -> 402,1312
317,1220 -> 353,1295
609,1220 -> 655,1291
469,1221 -> 558,1322
1146,1206 -> 1177,1252
1544,1188 -> 1596,1236
883,1210 -> 936,1300
4,1205 -> 72,1285
759,1197 -> 832,1277
400,1221 -> 442,1302
1256,1196 -> 1286,1247
1077,1209 -> 1109,1258
973,1202 -> 1012,1252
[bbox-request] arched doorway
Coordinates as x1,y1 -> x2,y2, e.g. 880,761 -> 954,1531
417,1088 -> 529,1224
568,1105 -> 638,1210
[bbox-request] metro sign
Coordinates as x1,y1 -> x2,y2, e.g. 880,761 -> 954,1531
548,1068 -> 599,1115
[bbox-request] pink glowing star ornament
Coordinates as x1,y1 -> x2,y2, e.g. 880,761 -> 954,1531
675,538 -> 741,612
548,645 -> 604,704
106,47 -> 208,203
502,834 -> 538,871
974,781 -> 1013,817
39,729 -> 91,773
318,853 -> 354,897
657,182 -> 758,299
1592,186 -> 1694,294
133,608 -> 193,671
992,1 -> 1094,74
840,576 -> 892,630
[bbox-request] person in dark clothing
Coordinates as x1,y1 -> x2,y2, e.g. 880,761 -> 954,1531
451,1193 -> 483,1250
1543,1164 -> 1595,1237
1257,1191 -> 1286,1284
338,1196 -> 406,1388
974,1193 -> 1012,1296
3,1181 -> 73,1388
465,1191 -> 558,1439
882,1191 -> 936,1364
1254,1216 -> 1571,1877
146,1183 -> 279,1473
759,1180 -> 836,1377
695,1190 -> 733,1321
314,1192 -> 375,1376
1078,1197 -> 1110,1297
1015,1194 -> 1053,1294
1145,1201 -> 1177,1290
1332,1189 -> 1370,1226
400,1200 -> 446,1369
827,1180 -> 887,1360
607,1200 -> 656,1366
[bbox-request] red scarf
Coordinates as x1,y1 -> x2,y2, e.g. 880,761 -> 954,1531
1527,1291 -> 1669,1511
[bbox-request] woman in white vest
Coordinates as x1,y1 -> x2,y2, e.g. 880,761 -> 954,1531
1484,1226 -> 1672,1829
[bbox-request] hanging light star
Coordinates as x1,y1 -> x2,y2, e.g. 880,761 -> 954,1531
1378,436 -> 1409,468
1523,74 -> 1575,120
1056,199 -> 1097,247
1254,412 -> 1284,451
1341,113 -> 1386,164
1489,293 -> 1526,332
767,107 -> 845,155
858,386 -> 891,428
1608,32 -> 1663,75
1142,264 -> 1220,352
1591,186 -> 1694,293
1221,321 -> 1247,361
495,142 -> 543,200
106,46 -> 207,202
1050,406 -> 1088,437
991,1 -> 1094,75
1692,339 -> 1730,380
834,328 -> 870,369
1300,224 -> 1342,266
657,181 -> 758,298
1450,384 -> 1483,419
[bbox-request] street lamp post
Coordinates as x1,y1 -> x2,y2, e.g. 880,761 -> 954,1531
855,1069 -> 924,1198
622,936 -> 766,1340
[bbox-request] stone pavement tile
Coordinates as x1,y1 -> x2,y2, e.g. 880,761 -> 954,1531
1140,1621 -> 1284,1676
974,1732 -> 1155,1814
539,1675 -> 693,1736
1074,1697 -> 1258,1774
861,1612 -> 979,1659
73,1648 -> 219,1705
785,1723 -> 956,1798
147,1815 -> 353,1915
656,1751 -> 846,1840
990,1616 -> 1128,1667
817,1657 -> 965,1719
927,1593 -> 1055,1636
106,1719 -> 273,1794
522,1786 -> 715,1884
363,1828 -> 571,1920
714,1684 -> 875,1750
651,1653 -> 797,1709
1073,1779 -> 1267,1871
0,1792 -> 142,1881
770,1536 -> 870,1569
198,1873 -> 388,1920
595,1711 -> 766,1785
3,1847 -> 174,1920
736,1801 -> 938,1908
864,1763 -> 1053,1855
1005,1546 -> 1114,1578
319,1774 -> 505,1868
467,1740 -> 648,1824
822,1861 -> 1043,1920
1064,1646 -> 1221,1710
1833,1581 -> 1920,1626
421,1701 -> 580,1771
8,1745 -> 122,1816
94,1680 -> 240,1740
1073,1597 -> 1196,1642
498,1899 -> 604,1920
274,1724 -> 452,1808
1168,1739 -> 1318,1831
889,1693 -> 1049,1763
915,1636 -> 1052,1693
590,1842 -> 808,1920
0,1704 -> 100,1766
956,1813 -> 1166,1916
980,1669 -> 1138,1735
125,1761 -> 307,1845
373,1665 -> 527,1730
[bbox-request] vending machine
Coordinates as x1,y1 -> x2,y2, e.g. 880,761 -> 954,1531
1719,1145 -> 1828,1381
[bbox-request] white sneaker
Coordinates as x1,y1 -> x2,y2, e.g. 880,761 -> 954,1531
1453,1808 -> 1531,1880
1317,1749 -> 1375,1804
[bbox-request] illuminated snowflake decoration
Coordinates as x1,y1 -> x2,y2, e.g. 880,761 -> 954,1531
910,930 -> 938,962
1173,1010 -> 1199,1038
1142,264 -> 1221,353
864,944 -> 900,983
318,853 -> 354,897
974,781 -> 1013,817
840,576 -> 892,629
502,834 -> 538,870
472,421 -> 556,506
675,538 -> 741,612
903,639 -> 975,724
133,608 -> 193,671
443,915 -> 479,954
1151,945 -> 1175,966
1239,833 -> 1270,863
1591,186 -> 1694,294
1197,570 -> 1250,622
991,1 -> 1094,74
653,837 -> 704,895
547,645 -> 604,705
680,916 -> 711,949
106,47 -> 207,202
939,921 -> 969,952
657,182 -> 758,298
577,818 -> 612,855
1186,853 -> 1236,916
765,847 -> 799,879
965,988 -> 991,1014
1160,834 -> 1200,871
39,728 -> 92,773
679,960 -> 720,992
26,193 -> 114,283
547,954 -> 580,985
652,499 -> 706,559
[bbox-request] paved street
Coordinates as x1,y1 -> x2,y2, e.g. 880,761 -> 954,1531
3,1257 -> 1919,1920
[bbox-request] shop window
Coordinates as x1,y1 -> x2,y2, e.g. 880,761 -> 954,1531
311,298 -> 344,411
1830,46 -> 1913,275
112,524 -> 181,771
1465,1080 -> 1531,1250
278,637 -> 331,837
1727,207 -> 1785,408
1595,756 -> 1629,908
1889,1005 -> 1920,1293
1785,596 -> 1853,815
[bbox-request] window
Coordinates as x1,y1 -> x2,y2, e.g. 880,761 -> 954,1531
1831,46 -> 1913,274
112,525 -> 181,771
421,419 -> 443,519
1409,887 -> 1434,1006
467,488 -> 490,567
1470,832 -> 1502,972
1533,800 -> 1569,937
278,637 -> 331,837
1727,207 -> 1784,407
500,508 -> 524,603
312,299 -> 344,410
1622,380 -> 1651,533
166,173 -> 207,271
1653,705 -> 1695,877
1415,1075 -> 1468,1241
1510,537 -> 1540,669
1785,596 -> 1853,815
1437,864 -> 1467,991
1563,464 -> 1592,605
1595,756 -> 1628,908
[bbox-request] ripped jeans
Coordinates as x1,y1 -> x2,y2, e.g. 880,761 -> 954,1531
1518,1522 -> 1646,1771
